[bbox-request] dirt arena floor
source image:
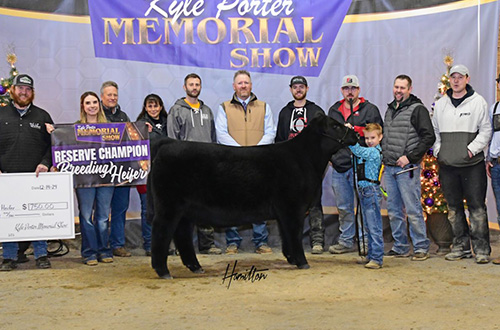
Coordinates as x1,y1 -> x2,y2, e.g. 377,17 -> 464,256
2,236 -> 500,330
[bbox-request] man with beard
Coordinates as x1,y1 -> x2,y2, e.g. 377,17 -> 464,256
432,65 -> 491,264
167,73 -> 221,255
0,74 -> 53,271
100,81 -> 132,258
382,74 -> 435,261
327,75 -> 383,254
215,70 -> 276,255
276,76 -> 326,254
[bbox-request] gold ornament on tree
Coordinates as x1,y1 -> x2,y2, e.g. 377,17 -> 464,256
436,54 -> 453,98
0,45 -> 20,106
7,53 -> 17,67
443,55 -> 453,67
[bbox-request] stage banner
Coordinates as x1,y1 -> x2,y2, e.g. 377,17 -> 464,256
51,122 -> 150,188
88,0 -> 352,77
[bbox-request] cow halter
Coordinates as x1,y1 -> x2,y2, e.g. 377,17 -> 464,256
322,125 -> 351,145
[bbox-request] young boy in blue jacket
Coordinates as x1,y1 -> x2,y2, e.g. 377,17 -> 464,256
348,123 -> 384,269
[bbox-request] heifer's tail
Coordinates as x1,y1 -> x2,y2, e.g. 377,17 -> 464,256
146,165 -> 154,225
146,172 -> 155,225
147,138 -> 174,224
147,137 -> 177,224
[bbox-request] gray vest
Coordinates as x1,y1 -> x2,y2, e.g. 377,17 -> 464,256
382,103 -> 420,165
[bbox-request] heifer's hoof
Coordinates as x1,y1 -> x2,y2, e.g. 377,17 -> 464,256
192,268 -> 205,274
297,263 -> 310,269
155,268 -> 172,279
187,264 -> 205,274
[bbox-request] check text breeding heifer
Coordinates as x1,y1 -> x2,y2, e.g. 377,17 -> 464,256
149,113 -> 358,279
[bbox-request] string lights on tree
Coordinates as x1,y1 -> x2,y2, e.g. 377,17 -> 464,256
421,148 -> 448,214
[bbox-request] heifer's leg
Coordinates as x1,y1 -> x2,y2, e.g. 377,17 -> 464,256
151,205 -> 181,279
278,210 -> 309,269
289,218 -> 310,269
276,220 -> 295,265
291,222 -> 310,269
275,206 -> 309,268
174,218 -> 204,274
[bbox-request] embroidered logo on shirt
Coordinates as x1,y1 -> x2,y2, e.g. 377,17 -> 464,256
289,107 -> 307,139
30,122 -> 41,129
459,112 -> 471,117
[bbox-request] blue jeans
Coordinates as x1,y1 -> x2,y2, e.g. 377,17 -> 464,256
439,162 -> 490,255
490,161 -> 500,226
76,187 -> 114,260
332,168 -> 366,247
226,222 -> 268,248
384,165 -> 430,254
359,185 -> 384,264
109,186 -> 131,250
138,192 -> 152,252
2,241 -> 47,260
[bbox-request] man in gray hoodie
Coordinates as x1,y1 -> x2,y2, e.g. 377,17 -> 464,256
167,73 -> 221,254
432,65 -> 492,264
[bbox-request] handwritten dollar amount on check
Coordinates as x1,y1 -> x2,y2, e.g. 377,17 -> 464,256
22,202 -> 68,211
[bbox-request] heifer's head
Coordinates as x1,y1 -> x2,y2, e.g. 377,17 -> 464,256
311,113 -> 358,151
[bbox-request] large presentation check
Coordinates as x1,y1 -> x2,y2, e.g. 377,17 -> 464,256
0,172 -> 75,242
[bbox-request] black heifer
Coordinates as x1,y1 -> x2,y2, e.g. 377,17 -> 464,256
149,113 -> 358,279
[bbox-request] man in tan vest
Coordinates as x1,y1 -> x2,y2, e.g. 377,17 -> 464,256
215,70 -> 276,255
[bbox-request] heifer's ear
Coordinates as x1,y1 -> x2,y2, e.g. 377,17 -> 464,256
309,111 -> 326,127
308,112 -> 328,134
311,111 -> 326,122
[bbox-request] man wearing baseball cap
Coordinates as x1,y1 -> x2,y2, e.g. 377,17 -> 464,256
327,75 -> 383,254
275,76 -> 326,254
432,65 -> 492,264
0,74 -> 54,271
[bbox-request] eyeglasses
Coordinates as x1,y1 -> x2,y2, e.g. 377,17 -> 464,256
342,86 -> 359,91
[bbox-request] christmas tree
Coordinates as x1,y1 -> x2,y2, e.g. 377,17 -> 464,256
0,48 -> 19,106
420,55 -> 453,214
421,149 -> 448,214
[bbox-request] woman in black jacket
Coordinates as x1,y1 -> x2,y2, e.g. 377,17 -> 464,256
135,94 -> 168,256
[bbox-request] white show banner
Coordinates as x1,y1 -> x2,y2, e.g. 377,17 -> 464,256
0,172 -> 75,242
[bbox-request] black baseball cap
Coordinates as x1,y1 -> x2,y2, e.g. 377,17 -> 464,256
290,76 -> 307,87
12,74 -> 34,88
